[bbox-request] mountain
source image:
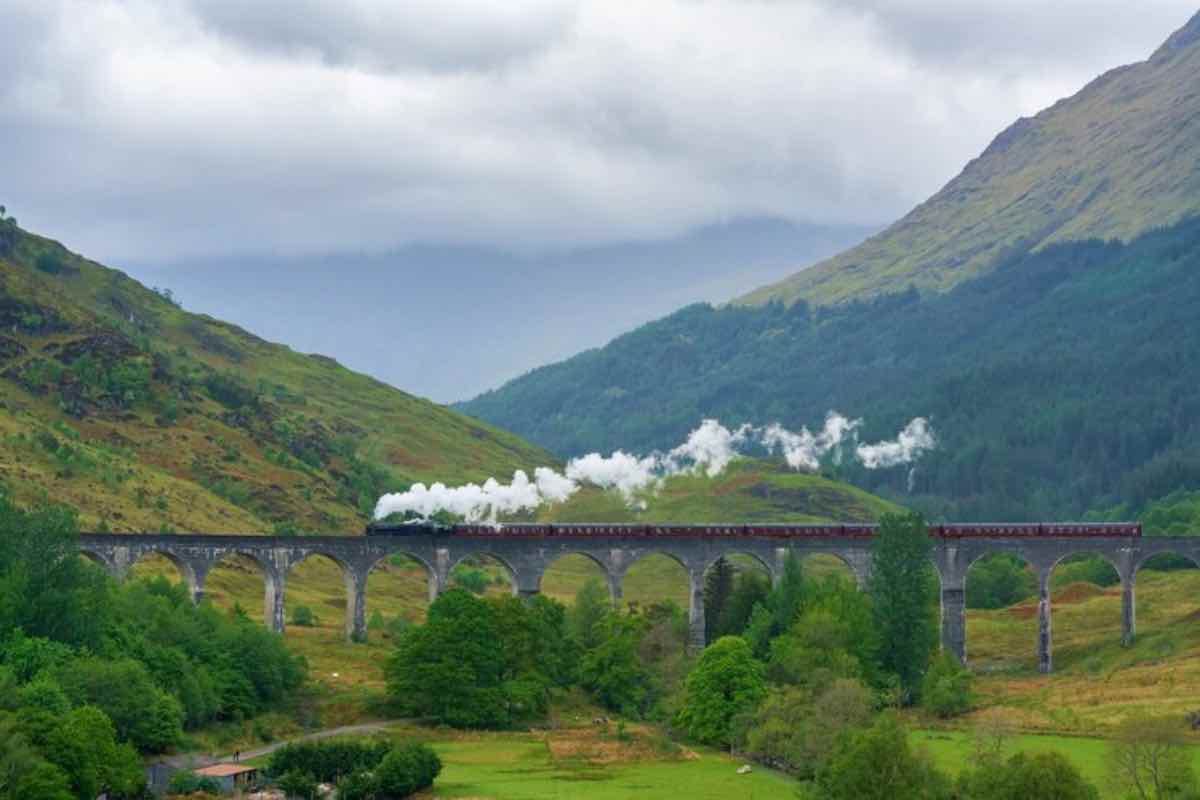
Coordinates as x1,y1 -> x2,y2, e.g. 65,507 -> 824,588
0,216 -> 554,532
126,216 -> 873,403
459,16 -> 1200,521
0,216 -> 897,531
740,10 -> 1200,307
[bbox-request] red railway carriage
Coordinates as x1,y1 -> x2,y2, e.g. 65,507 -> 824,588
367,521 -> 1140,539
934,523 -> 1141,539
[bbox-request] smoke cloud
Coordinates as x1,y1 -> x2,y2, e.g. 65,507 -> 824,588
373,412 -> 935,522
856,417 -> 937,469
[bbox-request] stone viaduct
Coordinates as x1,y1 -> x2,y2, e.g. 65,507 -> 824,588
77,523 -> 1194,673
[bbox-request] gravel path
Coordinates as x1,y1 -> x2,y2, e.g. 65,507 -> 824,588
162,720 -> 398,769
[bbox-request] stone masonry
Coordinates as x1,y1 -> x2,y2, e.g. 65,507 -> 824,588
78,530 -> 1193,673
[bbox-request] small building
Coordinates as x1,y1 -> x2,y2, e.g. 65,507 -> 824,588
193,763 -> 260,794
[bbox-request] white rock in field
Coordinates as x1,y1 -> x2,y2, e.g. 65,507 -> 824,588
737,764 -> 753,775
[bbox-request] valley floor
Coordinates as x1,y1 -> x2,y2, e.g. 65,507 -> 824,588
139,552 -> 1200,793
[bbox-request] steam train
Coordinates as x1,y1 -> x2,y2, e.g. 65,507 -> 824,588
365,521 -> 1141,539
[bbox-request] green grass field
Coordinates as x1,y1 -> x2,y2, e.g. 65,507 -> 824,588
914,728 -> 1200,799
427,736 -> 794,800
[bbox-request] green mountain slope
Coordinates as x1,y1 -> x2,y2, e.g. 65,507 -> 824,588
0,215 -> 555,532
460,217 -> 1200,520
740,11 -> 1200,307
529,458 -> 898,524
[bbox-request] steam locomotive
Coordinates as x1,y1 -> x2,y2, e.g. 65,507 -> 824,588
365,521 -> 1141,539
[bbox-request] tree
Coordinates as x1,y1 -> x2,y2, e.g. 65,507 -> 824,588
53,657 -> 184,753
569,578 -> 610,651
703,557 -> 735,642
958,751 -> 1099,800
745,679 -> 873,777
868,512 -> 938,700
385,589 -> 506,728
1108,714 -> 1198,800
578,615 -> 651,716
676,636 -> 766,746
41,706 -> 144,799
819,713 -> 951,800
0,715 -> 71,800
922,652 -> 974,718
771,552 -> 806,636
0,491 -> 112,649
9,762 -> 73,800
768,609 -> 864,691
716,571 -> 770,638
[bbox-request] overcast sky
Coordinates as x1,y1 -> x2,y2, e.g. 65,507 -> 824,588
2,1 -> 1196,399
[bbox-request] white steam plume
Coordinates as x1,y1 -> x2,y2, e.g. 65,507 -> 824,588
760,412 -> 861,470
665,419 -> 752,477
856,417 -> 936,469
373,413 -> 936,522
565,451 -> 659,500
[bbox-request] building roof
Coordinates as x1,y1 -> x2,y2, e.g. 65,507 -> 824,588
194,763 -> 259,778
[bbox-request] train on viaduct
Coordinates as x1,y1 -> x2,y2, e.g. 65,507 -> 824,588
76,521 -> 1187,674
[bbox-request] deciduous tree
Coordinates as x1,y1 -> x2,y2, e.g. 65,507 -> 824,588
676,636 -> 766,746
868,512 -> 937,700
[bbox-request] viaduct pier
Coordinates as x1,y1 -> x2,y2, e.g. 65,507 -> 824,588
77,523 -> 1186,673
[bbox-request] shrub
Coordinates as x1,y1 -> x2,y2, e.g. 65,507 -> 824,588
374,742 -> 442,798
966,554 -> 1036,609
292,606 -> 316,627
1051,556 -> 1119,590
277,769 -> 319,799
745,680 -> 873,777
820,713 -> 952,800
450,565 -> 491,595
268,737 -> 391,783
34,252 -> 65,275
372,743 -> 444,796
169,771 -> 222,795
958,751 -> 1099,800
922,652 -> 975,719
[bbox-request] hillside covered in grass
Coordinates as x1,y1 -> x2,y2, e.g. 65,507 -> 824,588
530,458 -> 899,524
0,212 -> 554,532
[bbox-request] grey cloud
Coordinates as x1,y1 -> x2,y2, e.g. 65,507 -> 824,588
0,0 -> 1192,266
186,0 -> 578,73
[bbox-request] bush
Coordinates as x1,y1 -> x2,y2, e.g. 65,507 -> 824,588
268,737 -> 391,783
292,606 -> 316,627
958,751 -> 1099,800
34,252 -> 66,275
922,652 -> 974,719
450,565 -> 492,595
820,713 -> 952,800
966,554 -> 1035,609
375,742 -> 442,798
169,771 -> 222,795
745,680 -> 873,777
277,769 -> 319,799
1051,556 -> 1119,590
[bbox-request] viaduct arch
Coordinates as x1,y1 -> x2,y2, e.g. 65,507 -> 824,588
78,524 -> 1181,673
